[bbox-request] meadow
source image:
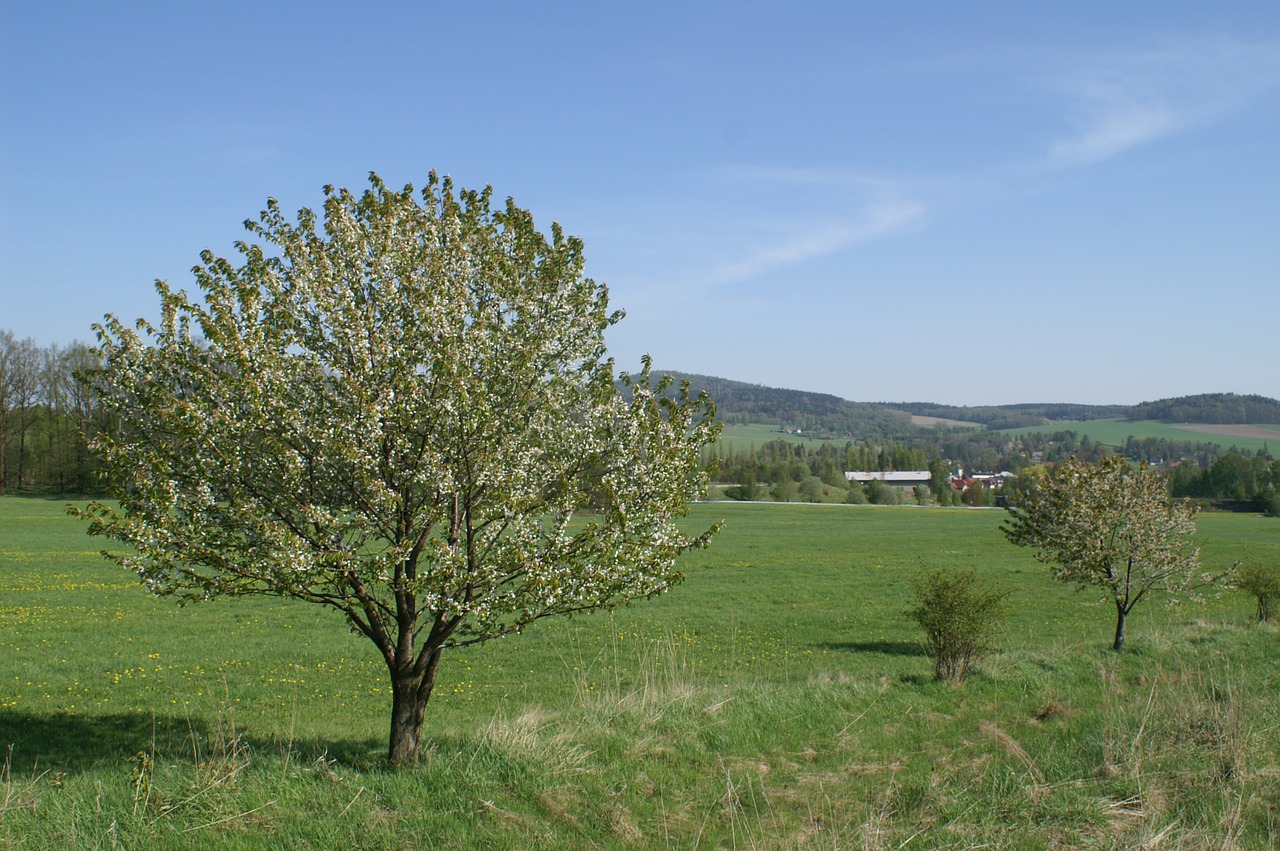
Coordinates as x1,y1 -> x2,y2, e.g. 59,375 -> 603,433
1,498 -> 1278,848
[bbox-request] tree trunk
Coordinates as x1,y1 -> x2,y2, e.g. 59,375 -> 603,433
387,648 -> 442,765
1112,603 -> 1127,652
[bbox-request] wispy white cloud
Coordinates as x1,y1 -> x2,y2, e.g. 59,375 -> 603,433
709,198 -> 924,283
1044,38 -> 1280,168
675,165 -> 931,285
1048,99 -> 1182,167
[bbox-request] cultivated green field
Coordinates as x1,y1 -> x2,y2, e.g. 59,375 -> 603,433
2,498 -> 1278,848
1000,419 -> 1280,455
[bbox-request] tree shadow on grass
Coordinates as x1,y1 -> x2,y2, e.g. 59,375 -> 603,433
815,640 -> 926,657
0,709 -> 576,782
0,710 -> 383,776
0,710 -> 200,775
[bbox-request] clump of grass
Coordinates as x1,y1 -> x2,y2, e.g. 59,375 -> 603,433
480,708 -> 593,779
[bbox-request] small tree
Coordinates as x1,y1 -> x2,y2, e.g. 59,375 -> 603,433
1264,488 -> 1280,518
961,482 -> 992,507
725,469 -> 758,501
1236,562 -> 1280,622
771,477 -> 797,502
905,569 -> 1008,684
1003,456 -> 1220,651
75,173 -> 720,765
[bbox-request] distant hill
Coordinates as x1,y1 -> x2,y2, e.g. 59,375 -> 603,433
663,372 -> 918,439
1124,393 -> 1280,425
657,372 -> 1280,435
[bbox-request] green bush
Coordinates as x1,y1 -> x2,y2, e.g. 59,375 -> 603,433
1237,562 -> 1280,622
905,569 -> 1009,684
799,475 -> 824,503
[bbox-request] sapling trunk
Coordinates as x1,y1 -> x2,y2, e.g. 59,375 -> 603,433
1112,603 -> 1128,652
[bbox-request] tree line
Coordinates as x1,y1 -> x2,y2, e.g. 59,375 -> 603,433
703,427 -> 1279,515
1167,450 -> 1280,513
0,331 -> 108,495
704,438 -> 952,505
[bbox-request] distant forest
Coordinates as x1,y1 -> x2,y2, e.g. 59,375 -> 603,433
1127,393 -> 1280,424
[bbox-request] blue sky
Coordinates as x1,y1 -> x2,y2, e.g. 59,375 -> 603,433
2,2 -> 1277,406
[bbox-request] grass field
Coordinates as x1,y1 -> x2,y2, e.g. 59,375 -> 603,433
1000,419 -> 1280,455
2,498 -> 1278,848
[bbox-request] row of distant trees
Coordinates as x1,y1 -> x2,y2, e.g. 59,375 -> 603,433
1168,451 -> 1280,513
0,331 -> 107,495
4,324 -> 1278,514
703,438 -> 957,504
703,430 -> 1279,514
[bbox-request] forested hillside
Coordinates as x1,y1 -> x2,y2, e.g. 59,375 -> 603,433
666,372 -> 919,439
1126,393 -> 1280,424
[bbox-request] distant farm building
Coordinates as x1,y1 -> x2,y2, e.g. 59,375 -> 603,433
949,471 -> 1013,492
844,471 -> 932,490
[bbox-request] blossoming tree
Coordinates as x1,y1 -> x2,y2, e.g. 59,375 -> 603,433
76,173 -> 720,764
1003,455 -> 1219,651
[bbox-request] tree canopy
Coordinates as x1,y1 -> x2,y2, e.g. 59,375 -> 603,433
76,172 -> 720,764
